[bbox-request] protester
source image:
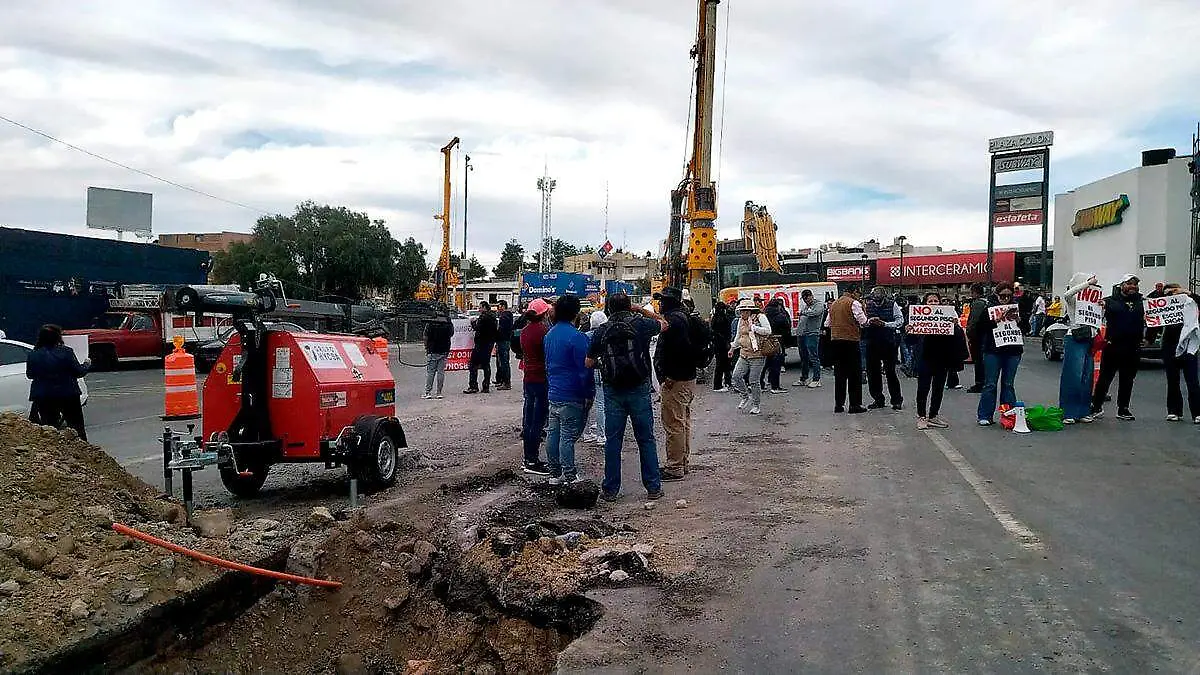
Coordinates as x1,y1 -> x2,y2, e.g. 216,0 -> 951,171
464,301 -> 498,394
977,282 -> 1022,426
582,310 -> 609,445
422,311 -> 454,399
1160,283 -> 1200,422
1016,283 -> 1035,335
910,293 -> 966,429
543,295 -> 593,484
1057,273 -> 1099,424
1047,295 -> 1064,321
26,324 -> 90,440
1030,292 -> 1048,337
965,283 -> 989,393
710,301 -> 734,392
1090,274 -> 1146,421
518,299 -> 553,475
763,298 -> 791,394
863,286 -> 905,411
1145,282 -> 1168,345
826,287 -> 869,413
654,287 -> 697,482
586,293 -> 666,501
493,300 -> 514,391
729,298 -> 773,415
793,289 -> 825,388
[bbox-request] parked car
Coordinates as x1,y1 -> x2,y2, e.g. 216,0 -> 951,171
1042,321 -> 1162,363
0,338 -> 89,413
194,322 -> 309,373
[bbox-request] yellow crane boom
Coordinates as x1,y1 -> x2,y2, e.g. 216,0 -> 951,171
742,201 -> 781,273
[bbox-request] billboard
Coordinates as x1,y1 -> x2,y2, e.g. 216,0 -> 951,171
86,187 -> 153,234
825,264 -> 870,281
988,131 -> 1054,153
993,152 -> 1045,173
518,272 -> 593,300
876,251 -> 1015,285
989,134 -> 1052,285
992,210 -> 1044,227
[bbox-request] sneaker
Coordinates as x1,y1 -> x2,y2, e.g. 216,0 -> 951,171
847,406 -> 868,414
660,472 -> 685,482
1117,409 -> 1135,421
978,419 -> 992,426
1079,414 -> 1096,423
561,476 -> 581,485
1063,418 -> 1076,425
1194,416 -> 1200,424
646,490 -> 663,500
547,475 -> 565,485
1166,414 -> 1181,422
749,406 -> 761,415
522,461 -> 551,476
435,393 -> 444,399
422,393 -> 433,400
496,384 -> 512,391
948,384 -> 964,390
807,381 -> 822,388
916,417 -> 929,430
966,386 -> 983,394
737,397 -> 749,411
482,387 -> 491,394
927,417 -> 949,429
891,402 -> 903,411
714,387 -> 728,392
793,380 -> 808,387
601,491 -> 621,502
834,406 -> 845,414
867,401 -> 886,410
580,433 -> 598,443
1089,409 -> 1104,420
770,388 -> 787,394
463,387 -> 479,394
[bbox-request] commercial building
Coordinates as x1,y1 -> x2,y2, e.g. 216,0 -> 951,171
158,231 -> 253,254
1053,150 -> 1195,295
459,280 -> 520,308
562,251 -> 658,282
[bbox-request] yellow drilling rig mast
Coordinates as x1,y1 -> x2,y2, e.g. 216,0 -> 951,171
660,0 -> 721,311
417,136 -> 461,304
741,201 -> 781,274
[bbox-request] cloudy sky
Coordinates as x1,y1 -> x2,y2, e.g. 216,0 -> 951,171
1,0 -> 1197,270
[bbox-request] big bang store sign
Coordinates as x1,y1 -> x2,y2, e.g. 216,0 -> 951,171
875,251 -> 1015,286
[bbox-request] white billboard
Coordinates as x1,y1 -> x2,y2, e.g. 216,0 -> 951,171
86,187 -> 153,234
988,131 -> 1054,153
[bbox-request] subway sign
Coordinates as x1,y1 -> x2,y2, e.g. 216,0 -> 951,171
1072,194 -> 1129,236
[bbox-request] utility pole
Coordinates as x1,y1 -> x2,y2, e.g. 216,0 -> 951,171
897,235 -> 908,292
462,154 -> 473,308
537,170 -> 557,272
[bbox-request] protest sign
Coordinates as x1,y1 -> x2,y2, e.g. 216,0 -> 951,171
907,304 -> 959,335
988,303 -> 1023,347
1075,285 -> 1104,329
447,318 -> 474,371
1144,294 -> 1192,328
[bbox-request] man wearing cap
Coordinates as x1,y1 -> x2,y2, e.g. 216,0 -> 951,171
653,287 -> 696,481
1090,274 -> 1147,420
518,298 -> 553,475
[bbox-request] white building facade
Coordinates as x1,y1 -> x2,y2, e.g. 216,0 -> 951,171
1053,156 -> 1193,295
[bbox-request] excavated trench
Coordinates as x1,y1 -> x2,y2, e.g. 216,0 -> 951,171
135,475 -> 624,674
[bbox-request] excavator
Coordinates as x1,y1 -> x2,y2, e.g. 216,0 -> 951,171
658,0 -> 721,315
415,137 -> 461,306
741,201 -> 781,274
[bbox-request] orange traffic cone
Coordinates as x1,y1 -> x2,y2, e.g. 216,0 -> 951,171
164,337 -> 200,420
373,336 -> 389,363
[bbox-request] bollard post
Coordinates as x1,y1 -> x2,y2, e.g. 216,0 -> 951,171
161,427 -> 173,497
349,479 -> 359,508
181,440 -> 194,524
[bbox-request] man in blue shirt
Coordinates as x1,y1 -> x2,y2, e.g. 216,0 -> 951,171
543,294 -> 594,484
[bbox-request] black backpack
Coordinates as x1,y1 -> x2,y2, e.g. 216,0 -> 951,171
687,312 -> 714,369
597,317 -> 651,389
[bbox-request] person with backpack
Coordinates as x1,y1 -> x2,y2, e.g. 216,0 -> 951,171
586,293 -> 666,501
653,287 -> 701,482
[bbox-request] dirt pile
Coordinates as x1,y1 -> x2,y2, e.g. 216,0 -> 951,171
0,413 -> 220,669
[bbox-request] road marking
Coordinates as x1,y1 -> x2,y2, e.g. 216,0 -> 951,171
924,430 -> 1044,551
91,414 -> 162,429
121,453 -> 166,468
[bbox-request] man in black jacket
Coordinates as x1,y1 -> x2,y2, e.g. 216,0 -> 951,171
964,283 -> 989,392
465,302 -> 499,394
653,287 -> 695,482
1090,274 -> 1146,420
423,313 -> 454,399
494,300 -> 514,390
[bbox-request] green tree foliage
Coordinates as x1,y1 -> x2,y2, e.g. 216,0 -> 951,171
524,238 -> 581,272
393,237 -> 430,301
492,239 -> 525,279
211,201 -> 404,301
449,254 -> 488,282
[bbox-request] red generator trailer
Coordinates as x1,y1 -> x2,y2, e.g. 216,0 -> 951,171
172,280 -> 405,497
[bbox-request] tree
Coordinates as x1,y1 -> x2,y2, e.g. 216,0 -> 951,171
393,237 -> 430,301
492,239 -> 525,279
450,254 -> 488,282
210,201 -> 399,301
523,238 -> 581,272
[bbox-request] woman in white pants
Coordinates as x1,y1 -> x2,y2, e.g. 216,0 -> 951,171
729,299 -> 773,414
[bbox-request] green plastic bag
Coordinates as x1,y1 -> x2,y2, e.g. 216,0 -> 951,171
1025,405 -> 1064,432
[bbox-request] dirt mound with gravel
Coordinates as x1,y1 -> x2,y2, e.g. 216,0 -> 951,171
0,412 -> 217,670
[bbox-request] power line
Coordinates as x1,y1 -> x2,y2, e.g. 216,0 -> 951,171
0,112 -> 272,215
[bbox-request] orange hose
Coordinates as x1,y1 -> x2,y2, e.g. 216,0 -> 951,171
112,522 -> 342,589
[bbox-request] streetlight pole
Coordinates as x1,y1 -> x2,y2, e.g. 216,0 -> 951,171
897,235 -> 908,292
463,154 -> 473,308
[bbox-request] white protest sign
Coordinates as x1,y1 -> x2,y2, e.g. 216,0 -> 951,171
907,304 -> 959,335
448,318 -> 475,371
988,304 -> 1023,348
1144,294 -> 1192,327
1075,285 -> 1104,330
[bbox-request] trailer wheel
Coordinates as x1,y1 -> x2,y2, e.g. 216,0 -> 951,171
350,417 -> 399,491
219,463 -> 270,497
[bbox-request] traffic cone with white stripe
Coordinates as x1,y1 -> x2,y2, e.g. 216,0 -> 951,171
163,336 -> 200,420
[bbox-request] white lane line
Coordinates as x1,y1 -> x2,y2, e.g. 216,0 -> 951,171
924,430 -> 1045,551
120,453 -> 165,468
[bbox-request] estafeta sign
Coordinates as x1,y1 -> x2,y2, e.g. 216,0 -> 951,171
988,131 -> 1054,153
1144,294 -> 1192,328
993,152 -> 1045,173
1075,285 -> 1104,329
992,210 -> 1044,227
907,304 -> 959,335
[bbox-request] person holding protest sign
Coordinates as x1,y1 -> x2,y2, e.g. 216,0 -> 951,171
1058,273 -> 1101,424
1089,274 -> 1146,421
909,292 -> 967,429
1158,283 -> 1200,422
977,282 -> 1024,426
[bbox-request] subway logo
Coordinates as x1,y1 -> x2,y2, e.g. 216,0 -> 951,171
1072,194 -> 1129,236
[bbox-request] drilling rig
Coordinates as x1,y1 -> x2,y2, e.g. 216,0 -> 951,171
741,201 -> 781,274
659,0 -> 721,314
416,137 -> 461,305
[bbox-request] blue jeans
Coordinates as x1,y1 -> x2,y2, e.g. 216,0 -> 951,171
521,381 -> 548,463
799,334 -> 821,382
495,340 -> 511,386
424,352 -> 447,395
978,352 -> 1021,422
1030,314 -> 1045,337
1058,336 -> 1094,421
602,381 -> 662,496
546,401 -> 586,479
